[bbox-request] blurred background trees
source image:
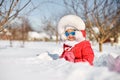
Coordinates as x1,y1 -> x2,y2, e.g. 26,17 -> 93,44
0,0 -> 119,51
63,0 -> 120,52
0,0 -> 32,31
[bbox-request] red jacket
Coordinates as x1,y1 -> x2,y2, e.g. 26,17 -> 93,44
60,40 -> 94,65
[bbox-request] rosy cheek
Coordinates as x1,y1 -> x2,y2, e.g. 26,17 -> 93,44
67,36 -> 76,41
68,36 -> 75,39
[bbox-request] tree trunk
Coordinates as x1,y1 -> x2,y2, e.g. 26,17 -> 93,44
99,42 -> 103,52
56,31 -> 58,43
9,36 -> 13,47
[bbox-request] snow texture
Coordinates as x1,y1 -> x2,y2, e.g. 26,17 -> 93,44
0,40 -> 120,80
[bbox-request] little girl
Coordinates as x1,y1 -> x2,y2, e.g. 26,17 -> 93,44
58,15 -> 94,65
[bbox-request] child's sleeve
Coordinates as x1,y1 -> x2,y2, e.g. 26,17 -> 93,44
82,42 -> 94,65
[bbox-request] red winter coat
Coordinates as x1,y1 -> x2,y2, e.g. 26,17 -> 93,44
60,40 -> 94,65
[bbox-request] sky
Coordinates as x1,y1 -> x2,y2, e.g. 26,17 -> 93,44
18,0 -> 118,31
22,0 -> 66,31
12,0 -> 93,31
2,0 -> 118,31
20,0 -> 95,31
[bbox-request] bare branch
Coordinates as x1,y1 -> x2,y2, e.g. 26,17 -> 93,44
0,0 -> 32,32
0,0 -> 4,7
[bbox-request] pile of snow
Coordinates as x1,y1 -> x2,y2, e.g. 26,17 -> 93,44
0,41 -> 120,80
92,27 -> 99,34
36,52 -> 53,60
28,31 -> 50,41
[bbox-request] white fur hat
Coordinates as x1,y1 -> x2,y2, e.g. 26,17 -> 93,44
58,15 -> 85,35
65,26 -> 75,31
58,15 -> 86,41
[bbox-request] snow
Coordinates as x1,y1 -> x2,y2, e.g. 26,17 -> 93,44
0,40 -> 120,80
92,27 -> 99,33
28,31 -> 50,41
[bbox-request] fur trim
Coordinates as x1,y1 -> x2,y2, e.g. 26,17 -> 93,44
64,40 -> 79,47
65,26 -> 75,31
75,31 -> 85,42
60,34 -> 67,40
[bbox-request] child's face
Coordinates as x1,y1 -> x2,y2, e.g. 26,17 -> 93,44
65,29 -> 76,41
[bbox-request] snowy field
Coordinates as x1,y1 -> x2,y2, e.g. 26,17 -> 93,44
0,40 -> 120,80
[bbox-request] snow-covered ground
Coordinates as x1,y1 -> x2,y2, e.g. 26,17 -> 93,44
0,40 -> 120,80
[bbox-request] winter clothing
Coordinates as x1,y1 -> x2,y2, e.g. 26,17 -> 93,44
75,30 -> 86,42
58,15 -> 85,40
65,26 -> 75,31
60,40 -> 94,65
58,14 -> 94,65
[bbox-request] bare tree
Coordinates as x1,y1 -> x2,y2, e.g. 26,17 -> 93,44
114,0 -> 120,43
84,0 -> 120,52
63,0 -> 120,52
0,0 -> 42,47
0,0 -> 33,32
40,16 -> 58,42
